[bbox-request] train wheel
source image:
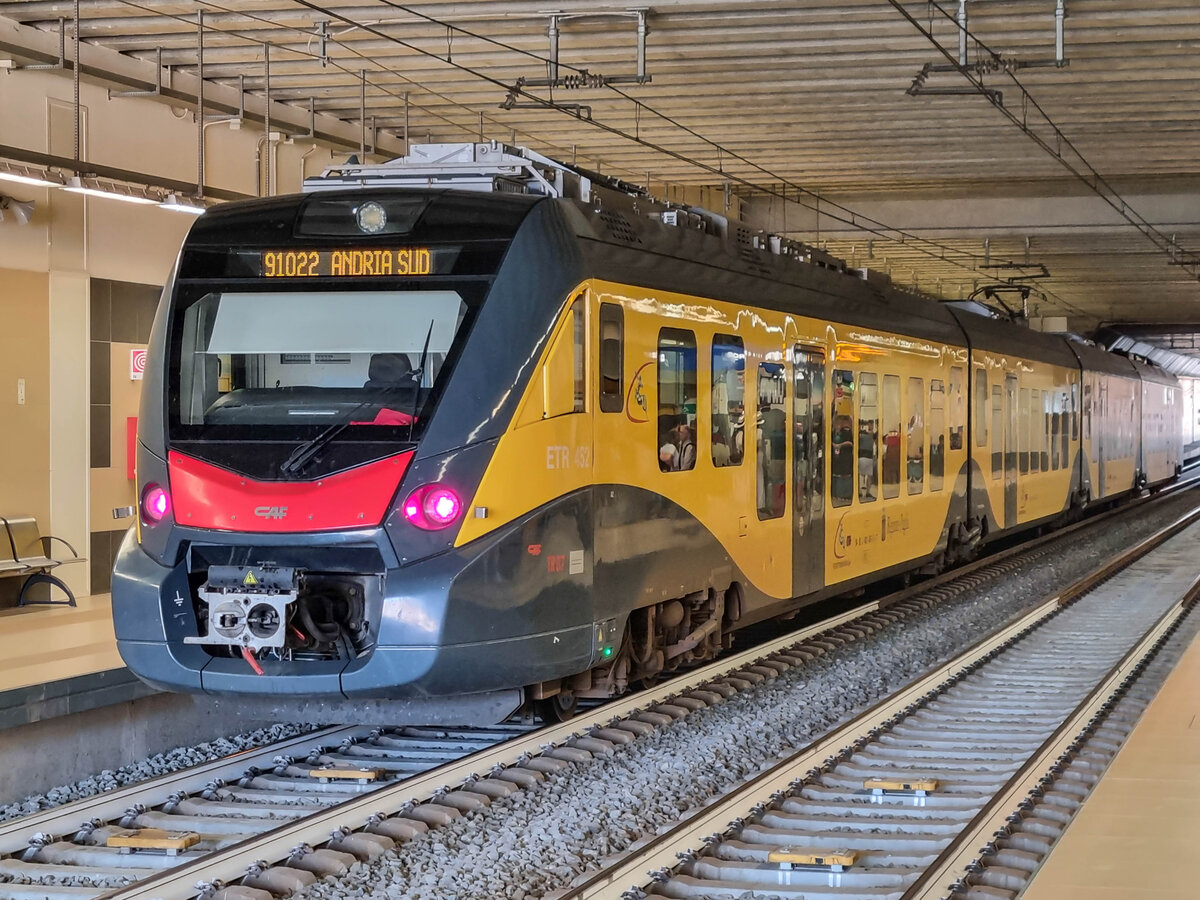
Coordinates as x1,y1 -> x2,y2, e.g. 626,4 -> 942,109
536,691 -> 578,722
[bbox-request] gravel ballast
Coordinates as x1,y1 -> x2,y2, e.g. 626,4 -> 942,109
294,493 -> 1200,900
0,722 -> 318,823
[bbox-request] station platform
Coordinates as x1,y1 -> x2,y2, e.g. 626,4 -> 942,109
0,592 -> 152,728
1023,624 -> 1200,899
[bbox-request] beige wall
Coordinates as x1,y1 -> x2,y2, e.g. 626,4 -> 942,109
89,341 -> 143,534
0,269 -> 51,527
0,67 -> 368,597
48,272 -> 89,597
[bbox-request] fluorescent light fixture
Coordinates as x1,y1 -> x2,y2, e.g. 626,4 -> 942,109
0,171 -> 59,188
63,176 -> 158,205
160,194 -> 206,215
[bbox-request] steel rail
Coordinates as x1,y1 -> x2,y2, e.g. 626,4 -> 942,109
903,577 -> 1200,900
101,600 -> 883,900
554,499 -> 1200,899
104,489 -> 1200,900
0,726 -> 370,855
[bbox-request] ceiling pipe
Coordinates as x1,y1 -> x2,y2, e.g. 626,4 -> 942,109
0,144 -> 247,201
957,0 -> 968,68
196,10 -> 204,200
1055,0 -> 1067,66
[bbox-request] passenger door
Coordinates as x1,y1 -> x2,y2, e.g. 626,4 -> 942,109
793,346 -> 825,595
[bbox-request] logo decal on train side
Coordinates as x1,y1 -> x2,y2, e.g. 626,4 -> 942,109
254,506 -> 289,520
833,514 -> 850,561
626,362 -> 652,423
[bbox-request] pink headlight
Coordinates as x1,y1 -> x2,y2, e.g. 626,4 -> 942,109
402,484 -> 463,530
142,483 -> 170,523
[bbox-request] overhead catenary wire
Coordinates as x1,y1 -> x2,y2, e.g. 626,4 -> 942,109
102,0 -> 1078,310
348,2 -> 1063,283
111,0 -> 593,173
889,0 -> 1200,283
274,0 -> 1068,303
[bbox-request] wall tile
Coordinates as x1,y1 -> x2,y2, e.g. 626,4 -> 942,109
89,281 -> 111,342
90,405 -> 111,469
110,287 -> 140,344
89,531 -> 112,594
137,288 -> 161,344
89,340 -> 110,406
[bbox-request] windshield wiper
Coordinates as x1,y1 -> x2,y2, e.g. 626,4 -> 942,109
408,320 -> 435,442
279,386 -> 409,477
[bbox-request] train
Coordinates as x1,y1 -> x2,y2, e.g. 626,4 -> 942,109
112,142 -> 1183,724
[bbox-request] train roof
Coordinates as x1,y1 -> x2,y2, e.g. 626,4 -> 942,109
182,151 -> 1174,390
1129,357 -> 1181,387
945,306 -> 1080,369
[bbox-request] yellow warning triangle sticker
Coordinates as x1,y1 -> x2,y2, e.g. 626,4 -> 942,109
243,571 -> 258,586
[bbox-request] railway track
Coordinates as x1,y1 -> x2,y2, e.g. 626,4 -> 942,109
0,724 -> 535,900
2,486 -> 1197,900
565,512 -> 1200,900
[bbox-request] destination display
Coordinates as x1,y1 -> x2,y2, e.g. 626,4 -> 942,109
261,247 -> 433,278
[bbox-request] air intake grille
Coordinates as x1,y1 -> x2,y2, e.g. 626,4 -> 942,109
598,210 -> 642,244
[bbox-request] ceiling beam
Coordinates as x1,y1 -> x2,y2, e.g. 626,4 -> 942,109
0,13 -> 406,155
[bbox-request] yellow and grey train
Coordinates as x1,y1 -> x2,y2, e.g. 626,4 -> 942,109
111,144 -> 1183,723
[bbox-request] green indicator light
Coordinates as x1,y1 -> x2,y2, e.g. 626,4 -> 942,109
603,646 -> 613,657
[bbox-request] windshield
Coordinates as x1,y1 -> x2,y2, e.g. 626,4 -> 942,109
168,286 -> 473,475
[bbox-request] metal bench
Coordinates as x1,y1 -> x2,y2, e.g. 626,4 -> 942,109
0,516 -> 85,606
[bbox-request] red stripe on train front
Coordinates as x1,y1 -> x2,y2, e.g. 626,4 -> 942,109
167,451 -> 413,533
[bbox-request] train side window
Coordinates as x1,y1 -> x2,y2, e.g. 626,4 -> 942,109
1084,380 -> 1095,463
991,384 -> 1003,478
1032,388 -> 1041,475
1050,391 -> 1061,471
657,328 -> 698,472
949,366 -> 965,450
1075,384 -> 1084,444
543,296 -> 585,418
598,303 -> 623,413
858,373 -> 879,502
1041,390 -> 1051,472
572,299 -> 585,412
1019,388 -> 1030,474
757,362 -> 787,519
1061,391 -> 1070,465
974,369 -> 989,447
907,377 -> 925,494
712,334 -> 745,467
929,379 -> 945,492
882,374 -> 901,499
831,370 -> 855,507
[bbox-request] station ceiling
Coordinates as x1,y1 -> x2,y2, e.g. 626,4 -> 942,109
1,0 -> 1198,340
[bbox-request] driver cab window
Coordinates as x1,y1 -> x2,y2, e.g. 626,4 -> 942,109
542,296 -> 586,419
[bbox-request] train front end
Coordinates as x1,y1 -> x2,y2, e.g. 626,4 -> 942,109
111,187 -> 589,723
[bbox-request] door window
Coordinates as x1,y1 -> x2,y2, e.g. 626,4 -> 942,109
858,373 -> 879,502
831,370 -> 856,507
657,328 -> 697,472
949,366 -> 965,451
757,362 -> 787,519
882,374 -> 901,499
974,369 -> 989,447
929,379 -> 945,491
907,377 -> 925,494
712,335 -> 745,467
